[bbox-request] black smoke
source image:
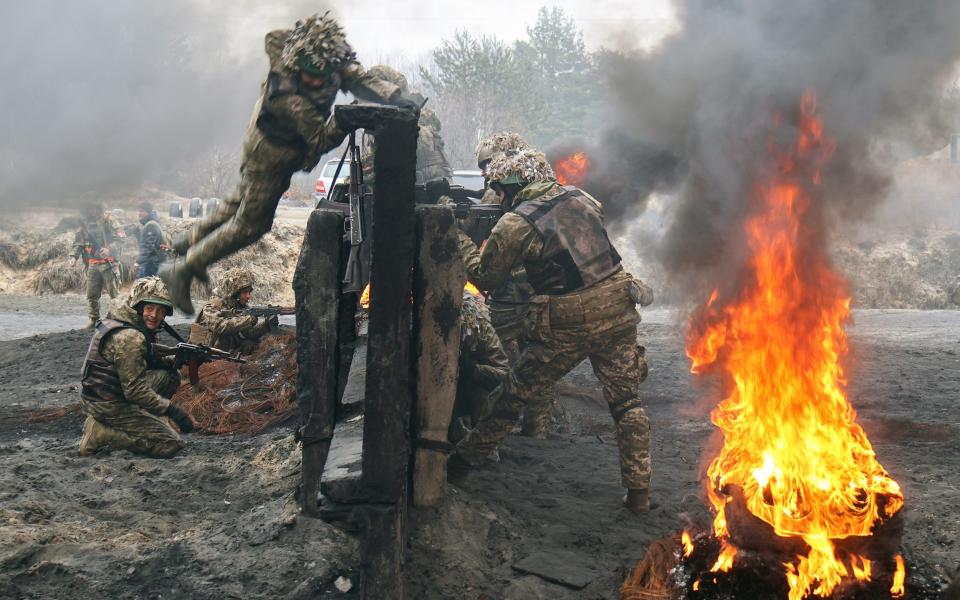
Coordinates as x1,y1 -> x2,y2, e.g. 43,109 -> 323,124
596,0 -> 960,289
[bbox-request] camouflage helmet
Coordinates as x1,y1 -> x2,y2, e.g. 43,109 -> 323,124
217,267 -> 255,298
475,132 -> 530,169
486,148 -> 555,186
366,64 -> 409,95
279,12 -> 356,78
127,276 -> 173,315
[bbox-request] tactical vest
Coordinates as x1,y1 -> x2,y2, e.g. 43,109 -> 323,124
80,319 -> 135,403
512,187 -> 623,295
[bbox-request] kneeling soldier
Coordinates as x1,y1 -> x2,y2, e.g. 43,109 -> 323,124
189,267 -> 277,355
79,277 -> 195,458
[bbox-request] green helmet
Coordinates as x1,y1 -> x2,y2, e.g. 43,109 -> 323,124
127,276 -> 174,315
475,132 -> 530,169
486,148 -> 555,186
217,267 -> 255,299
280,12 -> 356,77
366,64 -> 409,95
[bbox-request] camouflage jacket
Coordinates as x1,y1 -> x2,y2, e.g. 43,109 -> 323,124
189,296 -> 270,353
253,30 -> 401,172
96,301 -> 176,414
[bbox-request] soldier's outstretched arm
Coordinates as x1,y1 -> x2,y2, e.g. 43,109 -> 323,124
341,62 -> 401,104
458,213 -> 540,291
102,329 -> 171,415
208,311 -> 258,338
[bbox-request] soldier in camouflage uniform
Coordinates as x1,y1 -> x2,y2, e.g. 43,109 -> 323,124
362,65 -> 452,186
162,13 -> 414,314
70,203 -> 126,328
453,148 -> 655,513
449,287 -> 510,449
471,133 -> 559,438
188,267 -> 277,355
78,277 -> 195,458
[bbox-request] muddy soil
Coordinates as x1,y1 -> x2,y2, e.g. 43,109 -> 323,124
0,310 -> 957,599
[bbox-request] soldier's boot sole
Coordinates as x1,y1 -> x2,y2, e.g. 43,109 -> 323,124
78,417 -> 114,456
159,261 -> 198,315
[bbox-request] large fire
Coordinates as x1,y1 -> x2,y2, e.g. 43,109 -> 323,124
685,92 -> 904,599
554,151 -> 590,187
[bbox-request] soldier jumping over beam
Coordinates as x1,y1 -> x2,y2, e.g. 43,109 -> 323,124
161,12 -> 418,314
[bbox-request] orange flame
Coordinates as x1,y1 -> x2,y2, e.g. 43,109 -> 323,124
891,554 -> 906,597
685,91 -> 903,600
360,281 -> 481,310
681,530 -> 694,559
554,151 -> 590,187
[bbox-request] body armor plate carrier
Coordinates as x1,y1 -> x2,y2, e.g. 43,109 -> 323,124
513,186 -> 622,295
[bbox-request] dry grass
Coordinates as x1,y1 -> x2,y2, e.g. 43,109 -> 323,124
33,263 -> 85,294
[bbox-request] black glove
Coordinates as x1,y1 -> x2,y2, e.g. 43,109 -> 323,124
267,314 -> 280,331
165,404 -> 195,433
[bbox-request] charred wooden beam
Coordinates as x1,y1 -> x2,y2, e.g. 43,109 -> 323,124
337,103 -> 419,600
293,208 -> 345,517
411,205 -> 464,508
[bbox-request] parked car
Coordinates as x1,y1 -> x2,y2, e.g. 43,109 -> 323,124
315,158 -> 349,201
451,169 -> 485,193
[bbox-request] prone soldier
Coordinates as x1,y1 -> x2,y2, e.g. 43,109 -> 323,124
162,13 -> 416,314
452,148 -> 655,513
188,267 -> 278,355
78,277 -> 195,458
70,203 -> 126,328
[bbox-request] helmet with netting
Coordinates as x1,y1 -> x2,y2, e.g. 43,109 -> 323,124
217,267 -> 256,299
279,12 -> 355,77
486,148 -> 555,186
475,132 -> 530,169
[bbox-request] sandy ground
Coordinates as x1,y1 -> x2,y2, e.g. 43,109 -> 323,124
0,309 -> 957,599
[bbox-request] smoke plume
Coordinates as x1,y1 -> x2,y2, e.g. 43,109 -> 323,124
0,0 -> 321,209
598,0 -> 960,291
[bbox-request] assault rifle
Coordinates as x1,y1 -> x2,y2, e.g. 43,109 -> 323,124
242,305 -> 295,318
342,132 -> 367,293
153,342 -> 246,386
421,178 -> 502,245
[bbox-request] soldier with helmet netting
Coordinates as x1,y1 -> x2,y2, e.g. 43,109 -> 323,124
452,147 -> 656,514
161,13 -> 419,314
78,277 -> 196,458
189,267 -> 277,355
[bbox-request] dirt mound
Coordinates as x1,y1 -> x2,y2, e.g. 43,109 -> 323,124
171,332 -> 299,435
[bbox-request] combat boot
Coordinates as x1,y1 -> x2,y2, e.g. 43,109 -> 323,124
159,260 -> 205,315
78,416 -> 113,456
623,488 -> 652,514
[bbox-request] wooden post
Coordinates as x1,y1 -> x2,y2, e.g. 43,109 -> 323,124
336,104 -> 418,600
411,205 -> 464,508
293,208 -> 344,518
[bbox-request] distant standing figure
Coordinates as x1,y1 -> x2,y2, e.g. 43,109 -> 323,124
70,203 -> 125,329
133,201 -> 168,278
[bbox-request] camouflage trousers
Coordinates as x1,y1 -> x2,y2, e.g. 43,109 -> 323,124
182,126 -> 301,276
86,264 -> 119,323
79,369 -> 183,458
457,311 -> 651,491
490,302 -> 558,439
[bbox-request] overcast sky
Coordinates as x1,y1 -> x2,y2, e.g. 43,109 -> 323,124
221,0 -> 679,65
